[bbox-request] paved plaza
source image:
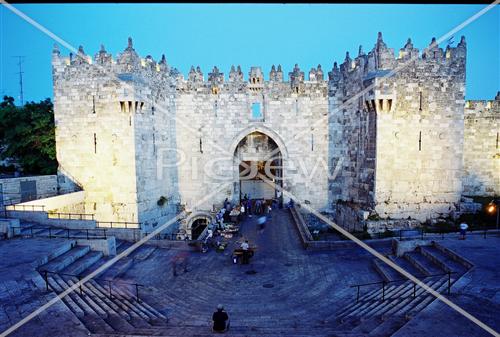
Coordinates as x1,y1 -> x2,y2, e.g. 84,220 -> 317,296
1,210 -> 499,336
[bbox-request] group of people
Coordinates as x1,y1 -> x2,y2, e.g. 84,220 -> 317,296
241,194 -> 274,217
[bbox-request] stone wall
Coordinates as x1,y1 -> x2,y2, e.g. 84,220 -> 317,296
0,175 -> 58,205
52,40 -> 330,229
463,96 -> 500,196
329,34 -> 467,226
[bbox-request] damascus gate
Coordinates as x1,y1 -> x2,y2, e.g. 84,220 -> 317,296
46,33 -> 500,237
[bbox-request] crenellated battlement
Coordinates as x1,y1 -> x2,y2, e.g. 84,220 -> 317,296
465,93 -> 500,113
327,33 -> 466,89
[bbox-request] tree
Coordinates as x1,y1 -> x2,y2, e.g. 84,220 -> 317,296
0,96 -> 57,175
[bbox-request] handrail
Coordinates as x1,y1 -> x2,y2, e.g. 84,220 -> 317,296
96,221 -> 141,229
4,204 -> 46,211
350,271 -> 457,302
10,226 -> 107,240
40,269 -> 143,302
47,212 -> 95,221
350,271 -> 456,288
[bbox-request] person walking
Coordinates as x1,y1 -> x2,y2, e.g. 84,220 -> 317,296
459,222 -> 468,240
240,204 -> 245,221
212,304 -> 230,333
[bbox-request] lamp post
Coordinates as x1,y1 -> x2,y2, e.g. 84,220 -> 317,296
487,199 -> 499,230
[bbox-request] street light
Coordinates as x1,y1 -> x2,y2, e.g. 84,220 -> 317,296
487,199 -> 499,230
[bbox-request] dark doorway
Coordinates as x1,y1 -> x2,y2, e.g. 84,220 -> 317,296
191,218 -> 209,240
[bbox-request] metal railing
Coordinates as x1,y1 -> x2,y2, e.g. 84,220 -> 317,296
10,226 -> 108,240
96,221 -> 141,229
40,270 -> 143,303
47,212 -> 95,221
4,204 -> 46,212
350,271 -> 457,303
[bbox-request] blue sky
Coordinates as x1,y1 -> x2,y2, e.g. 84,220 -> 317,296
1,4 -> 498,102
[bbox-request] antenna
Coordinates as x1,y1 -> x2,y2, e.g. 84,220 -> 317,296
13,56 -> 25,105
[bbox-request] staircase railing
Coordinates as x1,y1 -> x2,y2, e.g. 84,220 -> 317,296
350,271 -> 457,303
40,270 -> 144,302
10,225 -> 108,240
96,221 -> 141,229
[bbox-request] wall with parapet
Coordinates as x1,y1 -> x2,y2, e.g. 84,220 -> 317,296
462,96 -> 500,196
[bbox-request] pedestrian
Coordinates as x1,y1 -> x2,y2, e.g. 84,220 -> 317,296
212,304 -> 230,333
240,240 -> 250,264
459,222 -> 468,240
205,228 -> 213,245
277,190 -> 282,209
247,199 -> 253,217
257,215 -> 267,231
240,204 -> 245,221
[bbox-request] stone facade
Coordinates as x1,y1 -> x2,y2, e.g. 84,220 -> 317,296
0,175 -> 58,206
51,33 -> 498,233
463,95 -> 500,196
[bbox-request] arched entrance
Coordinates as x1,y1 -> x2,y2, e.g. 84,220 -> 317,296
234,131 -> 283,204
186,212 -> 214,240
190,218 -> 209,240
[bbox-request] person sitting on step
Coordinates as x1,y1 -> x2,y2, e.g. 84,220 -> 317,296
212,304 -> 230,333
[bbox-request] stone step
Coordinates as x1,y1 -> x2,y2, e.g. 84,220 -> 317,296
403,251 -> 443,276
63,251 -> 104,275
388,255 -> 425,279
420,246 -> 468,275
47,275 -> 115,334
432,242 -> 474,269
405,277 -> 454,318
40,246 -> 91,272
108,284 -> 169,322
372,259 -> 402,282
87,280 -> 157,326
350,316 -> 384,334
56,276 -> 138,333
367,316 -> 406,337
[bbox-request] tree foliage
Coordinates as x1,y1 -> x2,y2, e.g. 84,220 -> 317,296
0,96 -> 57,175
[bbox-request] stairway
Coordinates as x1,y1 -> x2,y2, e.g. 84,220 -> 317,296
38,242 -> 168,335
344,241 -> 474,336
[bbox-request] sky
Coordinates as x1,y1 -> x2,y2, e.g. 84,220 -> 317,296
0,4 -> 499,103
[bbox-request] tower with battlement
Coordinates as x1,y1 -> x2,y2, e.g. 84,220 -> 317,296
52,33 -> 498,235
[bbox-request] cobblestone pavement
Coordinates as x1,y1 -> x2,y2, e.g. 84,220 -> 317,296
121,209 -> 382,328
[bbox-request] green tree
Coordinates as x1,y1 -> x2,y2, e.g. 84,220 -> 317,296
0,96 -> 57,175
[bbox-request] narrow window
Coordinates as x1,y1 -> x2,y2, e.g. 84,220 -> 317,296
129,115 -> 132,126
140,102 -> 144,112
311,134 -> 314,151
214,101 -> 218,117
134,101 -> 139,113
387,99 -> 392,112
418,131 -> 422,151
199,138 -> 203,153
153,133 -> 156,154
419,92 -> 423,111
152,105 -> 155,115
496,132 -> 499,149
92,96 -> 96,114
128,101 -> 132,113
120,101 -> 125,112
93,133 -> 97,154
251,103 -> 262,119
295,87 -> 299,94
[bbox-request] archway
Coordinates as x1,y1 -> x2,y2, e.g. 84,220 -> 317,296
234,131 -> 283,205
186,212 -> 214,240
